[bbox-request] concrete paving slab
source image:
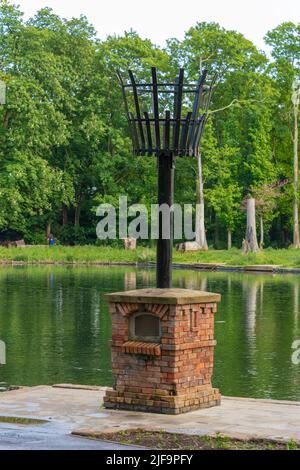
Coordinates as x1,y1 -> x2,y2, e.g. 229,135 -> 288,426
0,422 -> 142,450
0,385 -> 300,446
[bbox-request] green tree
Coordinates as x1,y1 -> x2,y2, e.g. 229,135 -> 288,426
167,22 -> 275,249
265,22 -> 300,247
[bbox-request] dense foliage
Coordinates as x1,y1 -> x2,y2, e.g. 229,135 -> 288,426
0,1 -> 299,248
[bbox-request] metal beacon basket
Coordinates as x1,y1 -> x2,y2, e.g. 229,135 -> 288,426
117,67 -> 215,288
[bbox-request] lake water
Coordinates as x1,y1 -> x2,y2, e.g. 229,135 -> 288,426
0,265 -> 299,400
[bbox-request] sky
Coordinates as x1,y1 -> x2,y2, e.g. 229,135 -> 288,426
15,0 -> 300,52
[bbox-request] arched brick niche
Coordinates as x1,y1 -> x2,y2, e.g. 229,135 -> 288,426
104,288 -> 221,414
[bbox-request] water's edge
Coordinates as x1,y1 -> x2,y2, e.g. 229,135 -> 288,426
1,259 -> 300,274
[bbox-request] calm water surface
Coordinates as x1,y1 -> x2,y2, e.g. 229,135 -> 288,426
0,266 -> 299,400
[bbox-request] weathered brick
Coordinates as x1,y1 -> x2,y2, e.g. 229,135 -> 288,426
104,293 -> 221,414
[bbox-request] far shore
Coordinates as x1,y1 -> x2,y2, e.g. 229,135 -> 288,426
1,246 -> 300,272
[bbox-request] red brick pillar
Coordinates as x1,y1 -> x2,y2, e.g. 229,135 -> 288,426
104,288 -> 221,414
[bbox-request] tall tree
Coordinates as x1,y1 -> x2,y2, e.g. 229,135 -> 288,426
242,198 -> 260,254
265,23 -> 300,247
167,22 -> 274,249
292,79 -> 300,246
0,2 -> 74,238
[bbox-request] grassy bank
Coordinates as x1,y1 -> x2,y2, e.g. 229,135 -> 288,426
2,245 -> 300,268
74,429 -> 299,450
0,245 -> 148,264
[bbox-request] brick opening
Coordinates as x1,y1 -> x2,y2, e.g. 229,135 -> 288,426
129,312 -> 161,343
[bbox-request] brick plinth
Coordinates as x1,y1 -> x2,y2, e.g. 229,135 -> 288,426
104,288 -> 221,414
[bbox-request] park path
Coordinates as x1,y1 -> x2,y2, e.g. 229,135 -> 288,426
0,385 -> 300,448
0,422 -> 140,450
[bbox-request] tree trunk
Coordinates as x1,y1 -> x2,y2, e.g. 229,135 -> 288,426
62,204 -> 68,226
227,230 -> 232,250
46,223 -> 51,240
3,110 -> 12,129
259,216 -> 264,249
242,198 -> 260,253
214,215 -> 220,248
74,202 -> 81,228
195,151 -> 208,250
293,101 -> 300,247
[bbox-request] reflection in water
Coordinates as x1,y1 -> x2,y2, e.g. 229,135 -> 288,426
139,270 -> 152,286
91,290 -> 101,331
124,271 -> 137,290
227,275 -> 232,294
294,283 -> 299,330
173,272 -> 208,291
200,277 -> 208,291
243,277 -> 261,380
260,278 -> 264,313
0,266 -> 299,401
243,277 -> 259,338
49,272 -> 54,289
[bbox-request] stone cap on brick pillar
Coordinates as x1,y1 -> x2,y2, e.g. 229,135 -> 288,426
106,288 -> 221,305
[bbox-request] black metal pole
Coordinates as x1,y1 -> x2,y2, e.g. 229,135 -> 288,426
157,152 -> 174,288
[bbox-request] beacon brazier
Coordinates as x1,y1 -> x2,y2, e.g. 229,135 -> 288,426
104,288 -> 221,414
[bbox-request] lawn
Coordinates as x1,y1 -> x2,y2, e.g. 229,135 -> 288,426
1,245 -> 300,268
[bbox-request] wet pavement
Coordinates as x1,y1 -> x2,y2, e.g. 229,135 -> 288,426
0,385 -> 300,449
0,422 -> 139,450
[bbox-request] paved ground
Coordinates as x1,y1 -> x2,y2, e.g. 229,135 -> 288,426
0,385 -> 300,449
0,422 -> 140,450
